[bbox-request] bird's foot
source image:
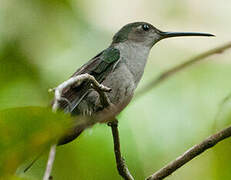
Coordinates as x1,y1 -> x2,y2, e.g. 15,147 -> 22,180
49,73 -> 111,111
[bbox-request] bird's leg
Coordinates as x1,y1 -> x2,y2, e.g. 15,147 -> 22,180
108,119 -> 134,180
90,82 -> 111,108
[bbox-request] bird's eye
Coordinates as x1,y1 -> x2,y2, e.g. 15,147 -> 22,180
142,24 -> 150,31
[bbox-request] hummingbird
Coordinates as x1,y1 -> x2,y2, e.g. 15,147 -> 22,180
57,22 -> 214,145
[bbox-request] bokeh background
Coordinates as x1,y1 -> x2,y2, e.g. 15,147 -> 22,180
1,0 -> 231,179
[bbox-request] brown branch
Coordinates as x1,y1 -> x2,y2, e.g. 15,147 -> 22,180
108,120 -> 135,180
90,77 -> 134,180
146,125 -> 231,180
212,92 -> 231,131
136,42 -> 231,98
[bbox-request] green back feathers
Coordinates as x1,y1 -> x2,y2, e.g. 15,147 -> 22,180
102,47 -> 120,63
93,47 -> 120,74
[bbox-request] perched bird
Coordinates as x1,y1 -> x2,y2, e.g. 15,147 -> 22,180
23,22 -> 214,173
55,22 -> 214,145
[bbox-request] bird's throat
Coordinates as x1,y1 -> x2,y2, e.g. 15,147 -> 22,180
114,41 -> 150,86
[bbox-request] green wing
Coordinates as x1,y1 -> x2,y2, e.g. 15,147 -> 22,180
91,47 -> 120,83
93,47 -> 120,74
58,47 -> 120,112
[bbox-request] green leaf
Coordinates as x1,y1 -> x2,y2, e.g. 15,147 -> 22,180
0,106 -> 72,177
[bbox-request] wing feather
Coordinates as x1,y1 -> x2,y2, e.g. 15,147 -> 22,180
57,47 -> 120,114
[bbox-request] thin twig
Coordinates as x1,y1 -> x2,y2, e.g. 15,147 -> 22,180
108,120 -> 135,180
137,42 -> 231,98
51,73 -> 111,111
43,145 -> 56,180
143,42 -> 231,180
212,92 -> 231,131
146,125 -> 231,180
43,73 -> 111,179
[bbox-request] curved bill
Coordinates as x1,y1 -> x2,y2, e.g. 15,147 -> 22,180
159,31 -> 215,39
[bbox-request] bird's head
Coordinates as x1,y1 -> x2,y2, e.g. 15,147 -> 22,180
112,22 -> 214,48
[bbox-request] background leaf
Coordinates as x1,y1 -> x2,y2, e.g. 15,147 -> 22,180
0,107 -> 71,178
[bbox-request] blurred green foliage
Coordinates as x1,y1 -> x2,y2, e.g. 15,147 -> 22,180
1,0 -> 231,180
0,107 -> 71,179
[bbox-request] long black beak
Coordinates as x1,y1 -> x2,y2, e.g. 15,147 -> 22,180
159,31 -> 215,39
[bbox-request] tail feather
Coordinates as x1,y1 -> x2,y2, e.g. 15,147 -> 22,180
23,150 -> 44,173
58,129 -> 83,146
23,129 -> 83,173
